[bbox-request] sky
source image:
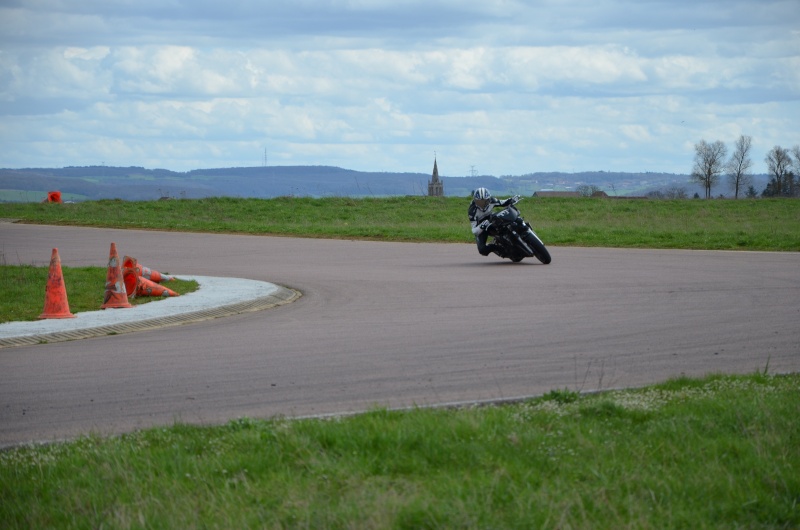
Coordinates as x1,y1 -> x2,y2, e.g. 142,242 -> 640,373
0,0 -> 798,177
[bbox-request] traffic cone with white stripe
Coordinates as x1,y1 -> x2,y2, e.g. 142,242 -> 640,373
101,242 -> 132,309
122,255 -> 174,282
39,248 -> 75,319
123,268 -> 179,298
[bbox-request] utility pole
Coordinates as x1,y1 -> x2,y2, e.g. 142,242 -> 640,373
470,165 -> 477,177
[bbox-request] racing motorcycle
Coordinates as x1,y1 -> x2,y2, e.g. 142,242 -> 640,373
486,197 -> 551,264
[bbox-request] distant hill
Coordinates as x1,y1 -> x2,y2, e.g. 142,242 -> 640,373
0,165 -> 767,202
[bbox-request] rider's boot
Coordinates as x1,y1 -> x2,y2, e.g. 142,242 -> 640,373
490,245 -> 507,259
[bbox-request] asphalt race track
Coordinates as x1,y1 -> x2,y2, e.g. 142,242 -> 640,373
1,223 -> 799,447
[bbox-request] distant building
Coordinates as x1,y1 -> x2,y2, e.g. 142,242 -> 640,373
428,157 -> 444,197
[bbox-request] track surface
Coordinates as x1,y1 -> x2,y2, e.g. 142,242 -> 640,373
2,223 -> 799,447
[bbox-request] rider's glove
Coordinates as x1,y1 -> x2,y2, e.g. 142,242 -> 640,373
503,195 -> 520,206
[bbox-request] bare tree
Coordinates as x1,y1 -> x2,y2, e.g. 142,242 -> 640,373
725,134 -> 753,199
792,145 -> 800,173
764,145 -> 793,197
691,140 -> 728,199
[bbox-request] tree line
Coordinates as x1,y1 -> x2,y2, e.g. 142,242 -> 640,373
692,136 -> 800,199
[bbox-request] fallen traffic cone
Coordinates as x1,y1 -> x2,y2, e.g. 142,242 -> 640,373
101,242 -> 132,309
39,248 -> 76,319
43,191 -> 63,203
123,268 -> 179,298
122,255 -> 174,282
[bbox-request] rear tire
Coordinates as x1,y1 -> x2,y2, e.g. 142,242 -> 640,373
524,232 -> 551,264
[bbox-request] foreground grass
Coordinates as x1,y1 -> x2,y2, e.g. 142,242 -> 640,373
3,196 -> 800,250
1,372 -> 797,529
0,265 -> 198,323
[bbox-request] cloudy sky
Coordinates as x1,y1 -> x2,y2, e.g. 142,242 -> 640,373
1,0 -> 798,176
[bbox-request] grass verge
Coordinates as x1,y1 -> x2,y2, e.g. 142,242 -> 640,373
3,196 -> 800,250
0,265 -> 198,323
1,372 -> 797,529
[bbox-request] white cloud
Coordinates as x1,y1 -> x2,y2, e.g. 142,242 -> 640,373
0,0 -> 798,174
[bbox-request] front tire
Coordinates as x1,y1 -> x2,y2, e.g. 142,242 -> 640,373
524,232 -> 551,264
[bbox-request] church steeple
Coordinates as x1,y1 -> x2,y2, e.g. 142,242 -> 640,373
428,156 -> 444,196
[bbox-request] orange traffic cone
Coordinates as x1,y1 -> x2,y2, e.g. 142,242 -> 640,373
42,191 -> 63,203
122,255 -> 174,282
39,248 -> 76,319
123,268 -> 179,298
101,242 -> 132,309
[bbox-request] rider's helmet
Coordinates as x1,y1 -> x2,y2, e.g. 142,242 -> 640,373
473,187 -> 492,209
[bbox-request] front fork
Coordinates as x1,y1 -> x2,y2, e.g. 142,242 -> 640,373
510,221 -> 534,256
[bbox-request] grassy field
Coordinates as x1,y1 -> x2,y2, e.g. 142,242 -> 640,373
2,195 -> 800,250
1,372 -> 797,529
1,197 -> 798,528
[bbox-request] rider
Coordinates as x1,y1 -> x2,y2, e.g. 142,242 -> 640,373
468,187 -> 519,258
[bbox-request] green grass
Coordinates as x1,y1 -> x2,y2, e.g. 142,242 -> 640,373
1,372 -> 797,529
2,196 -> 799,250
0,265 -> 198,323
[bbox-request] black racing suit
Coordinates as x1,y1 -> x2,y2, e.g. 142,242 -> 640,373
468,197 -> 514,257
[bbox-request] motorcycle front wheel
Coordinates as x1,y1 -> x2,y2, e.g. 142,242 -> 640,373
524,232 -> 552,264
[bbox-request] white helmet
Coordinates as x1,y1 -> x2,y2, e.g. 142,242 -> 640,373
473,187 -> 492,209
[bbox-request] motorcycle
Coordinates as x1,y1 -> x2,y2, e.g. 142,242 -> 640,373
486,197 -> 551,264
